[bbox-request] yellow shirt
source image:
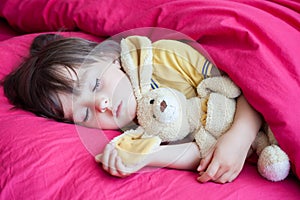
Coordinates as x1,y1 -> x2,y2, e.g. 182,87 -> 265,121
123,36 -> 214,98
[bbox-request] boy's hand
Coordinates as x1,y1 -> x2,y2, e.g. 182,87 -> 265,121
196,130 -> 248,183
95,143 -> 151,177
197,95 -> 261,184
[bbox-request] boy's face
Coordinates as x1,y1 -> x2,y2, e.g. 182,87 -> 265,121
59,59 -> 137,129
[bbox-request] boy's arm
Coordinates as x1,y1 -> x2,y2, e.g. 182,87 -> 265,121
97,141 -> 201,177
148,142 -> 200,170
97,95 -> 261,183
197,94 -> 262,183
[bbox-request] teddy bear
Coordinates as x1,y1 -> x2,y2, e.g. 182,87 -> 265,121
107,36 -> 290,182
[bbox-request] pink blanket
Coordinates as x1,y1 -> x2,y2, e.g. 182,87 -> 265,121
0,0 -> 300,199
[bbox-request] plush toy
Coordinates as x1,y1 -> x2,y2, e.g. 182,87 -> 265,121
108,36 -> 290,182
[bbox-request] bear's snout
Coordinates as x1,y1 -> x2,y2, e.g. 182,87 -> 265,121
160,100 -> 167,112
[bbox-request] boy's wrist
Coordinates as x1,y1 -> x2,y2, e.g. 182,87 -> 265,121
147,146 -> 165,167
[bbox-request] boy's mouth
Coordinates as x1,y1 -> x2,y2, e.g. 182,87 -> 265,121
113,101 -> 122,118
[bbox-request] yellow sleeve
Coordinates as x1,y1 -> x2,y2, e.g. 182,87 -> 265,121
121,36 -> 214,98
152,39 -> 214,98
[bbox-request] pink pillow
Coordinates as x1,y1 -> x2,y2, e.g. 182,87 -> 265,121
0,31 -> 111,153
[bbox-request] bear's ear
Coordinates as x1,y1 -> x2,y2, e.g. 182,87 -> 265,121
197,76 -> 241,98
120,36 -> 153,100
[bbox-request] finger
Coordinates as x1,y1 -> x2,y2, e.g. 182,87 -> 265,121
213,162 -> 243,183
197,150 -> 214,171
95,154 -> 103,163
101,144 -> 114,171
208,165 -> 228,182
197,172 -> 212,183
116,157 -> 130,177
215,171 -> 236,184
197,160 -> 219,183
108,149 -> 119,176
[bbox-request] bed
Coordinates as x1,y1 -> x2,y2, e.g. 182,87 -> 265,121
0,0 -> 299,199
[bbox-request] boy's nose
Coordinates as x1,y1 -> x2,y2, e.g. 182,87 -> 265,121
96,97 -> 110,113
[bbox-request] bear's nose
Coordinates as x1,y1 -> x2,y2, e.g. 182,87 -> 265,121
160,100 -> 167,112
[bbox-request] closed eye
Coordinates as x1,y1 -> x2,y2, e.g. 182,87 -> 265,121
83,108 -> 89,122
92,78 -> 102,91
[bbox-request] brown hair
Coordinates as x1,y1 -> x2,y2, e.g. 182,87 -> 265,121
2,34 -> 120,123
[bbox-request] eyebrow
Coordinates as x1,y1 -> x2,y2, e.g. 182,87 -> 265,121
83,108 -> 89,122
92,78 -> 100,92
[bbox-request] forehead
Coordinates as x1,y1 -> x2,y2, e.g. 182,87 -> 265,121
76,57 -> 117,80
75,62 -> 105,86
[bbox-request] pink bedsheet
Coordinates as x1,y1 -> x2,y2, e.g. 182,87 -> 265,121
0,0 -> 300,199
3,0 -> 300,180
